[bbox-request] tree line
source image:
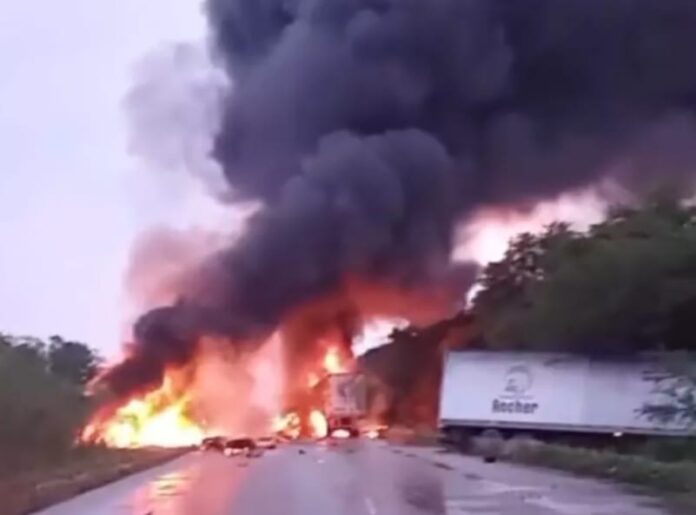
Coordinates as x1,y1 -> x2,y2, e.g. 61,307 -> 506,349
363,196 -> 696,428
0,334 -> 101,473
473,196 -> 696,354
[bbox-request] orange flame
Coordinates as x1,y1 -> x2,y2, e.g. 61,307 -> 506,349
307,371 -> 321,388
272,409 -> 326,439
323,347 -> 342,374
309,409 -> 328,438
272,411 -> 301,439
81,368 -> 204,448
322,344 -> 350,375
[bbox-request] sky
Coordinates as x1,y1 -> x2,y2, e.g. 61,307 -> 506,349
0,1 -> 210,357
0,0 -> 607,360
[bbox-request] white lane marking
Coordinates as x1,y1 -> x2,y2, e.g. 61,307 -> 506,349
364,497 -> 377,515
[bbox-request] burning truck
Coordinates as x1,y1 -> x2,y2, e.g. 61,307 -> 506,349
315,372 -> 367,438
273,339 -> 368,440
272,373 -> 368,440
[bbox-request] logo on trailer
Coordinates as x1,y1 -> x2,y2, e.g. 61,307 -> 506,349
503,365 -> 534,397
491,364 -> 539,415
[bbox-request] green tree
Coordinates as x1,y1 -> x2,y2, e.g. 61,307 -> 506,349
473,198 -> 696,353
0,342 -> 90,471
473,222 -> 578,348
0,334 -> 101,473
11,335 -> 47,362
48,335 -> 101,386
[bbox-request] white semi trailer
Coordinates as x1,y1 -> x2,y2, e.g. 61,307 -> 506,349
439,351 -> 692,441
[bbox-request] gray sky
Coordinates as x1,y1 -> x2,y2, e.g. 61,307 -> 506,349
0,1 -> 208,357
0,1 -> 605,360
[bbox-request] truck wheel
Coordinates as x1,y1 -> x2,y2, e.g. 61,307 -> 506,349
478,429 -> 504,462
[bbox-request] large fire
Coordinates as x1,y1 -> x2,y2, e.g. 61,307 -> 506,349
81,368 -> 204,448
82,340 -> 353,447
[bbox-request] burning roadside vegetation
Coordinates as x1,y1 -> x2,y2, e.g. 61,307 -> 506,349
85,0 -> 696,446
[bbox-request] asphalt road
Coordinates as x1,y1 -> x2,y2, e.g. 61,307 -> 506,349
35,441 -> 667,515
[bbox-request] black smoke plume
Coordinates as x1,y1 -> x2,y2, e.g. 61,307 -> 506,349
104,0 -> 696,396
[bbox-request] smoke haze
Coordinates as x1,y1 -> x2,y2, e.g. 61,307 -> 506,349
105,0 -> 696,396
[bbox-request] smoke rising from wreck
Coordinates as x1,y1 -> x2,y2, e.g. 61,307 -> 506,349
104,0 -> 696,396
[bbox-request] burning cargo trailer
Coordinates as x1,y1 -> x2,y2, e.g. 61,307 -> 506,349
315,372 -> 367,438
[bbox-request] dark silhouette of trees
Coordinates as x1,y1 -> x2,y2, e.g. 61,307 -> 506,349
0,334 -> 101,473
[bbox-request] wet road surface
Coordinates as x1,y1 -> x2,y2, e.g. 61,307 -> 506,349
35,441 -> 667,515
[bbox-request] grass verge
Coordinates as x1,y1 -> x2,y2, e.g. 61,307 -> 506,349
505,441 -> 696,513
0,447 -> 188,515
